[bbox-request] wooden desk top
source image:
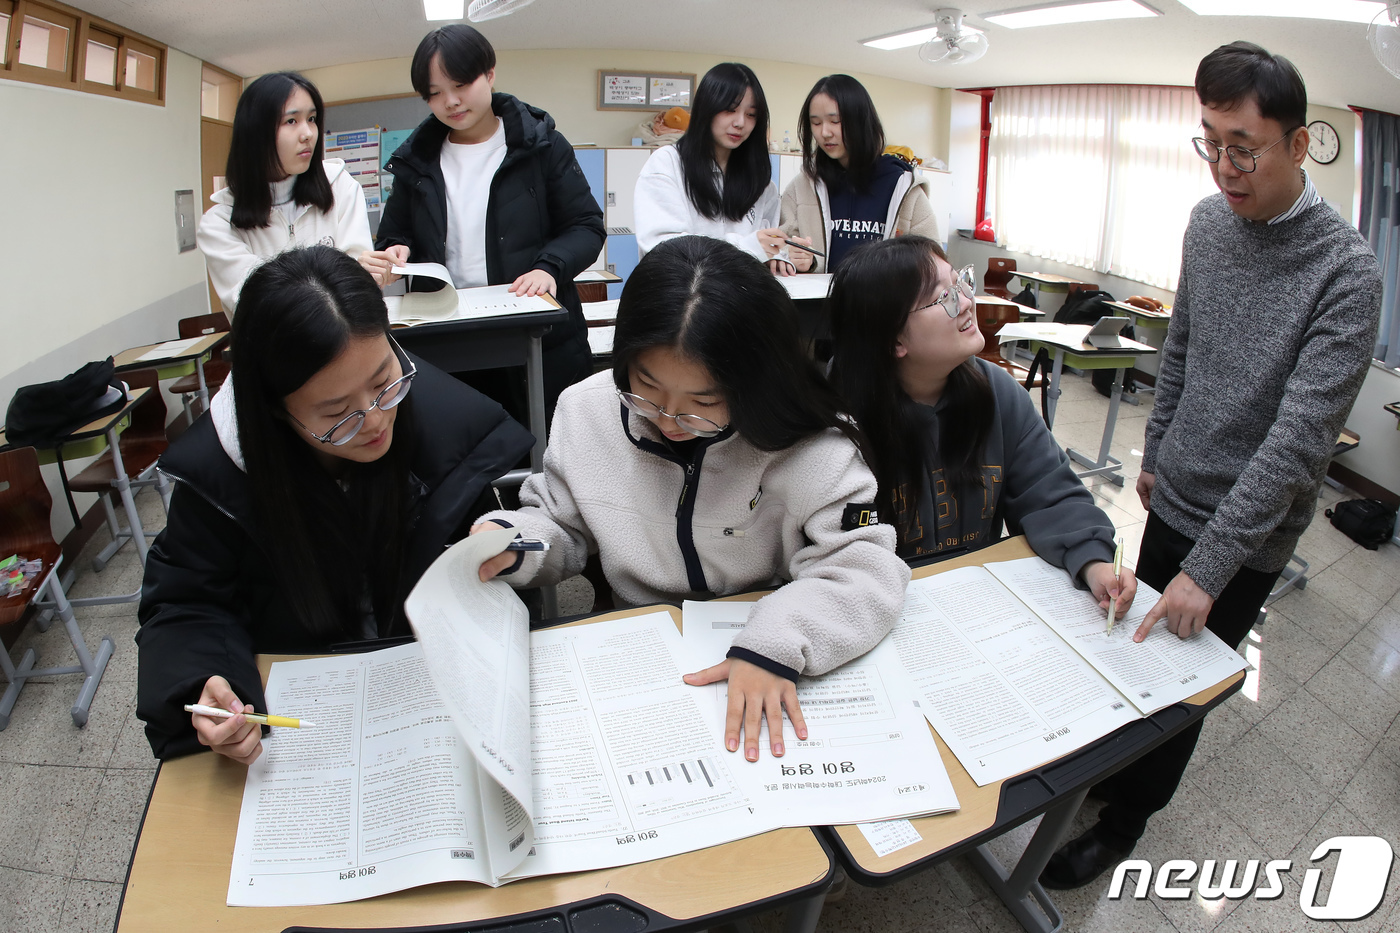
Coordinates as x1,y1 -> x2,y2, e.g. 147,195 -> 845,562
113,333 -> 228,370
1014,271 -> 1085,287
0,387 -> 150,451
117,605 -> 831,932
1103,299 -> 1171,320
998,323 -> 1157,356
829,537 -> 1246,875
976,295 -> 1044,317
575,269 -> 623,283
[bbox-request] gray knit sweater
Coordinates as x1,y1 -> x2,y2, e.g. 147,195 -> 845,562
1142,194 -> 1382,597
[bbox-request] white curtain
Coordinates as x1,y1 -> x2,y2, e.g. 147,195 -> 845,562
991,85 -> 1217,291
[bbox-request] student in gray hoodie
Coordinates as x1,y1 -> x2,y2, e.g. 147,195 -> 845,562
828,235 -> 1136,612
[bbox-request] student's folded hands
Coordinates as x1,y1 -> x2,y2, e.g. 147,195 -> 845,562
684,657 -> 807,762
192,675 -> 264,765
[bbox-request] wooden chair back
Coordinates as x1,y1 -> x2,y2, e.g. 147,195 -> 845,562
984,258 -> 1017,299
177,312 -> 230,340
0,446 -> 58,558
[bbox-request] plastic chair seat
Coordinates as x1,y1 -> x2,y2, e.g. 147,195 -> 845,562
67,437 -> 166,492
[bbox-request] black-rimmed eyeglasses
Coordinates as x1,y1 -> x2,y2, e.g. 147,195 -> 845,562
289,337 -> 416,446
1191,129 -> 1296,174
617,390 -> 727,438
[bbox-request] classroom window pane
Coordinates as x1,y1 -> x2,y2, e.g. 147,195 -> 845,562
0,10 -> 9,66
125,46 -> 156,92
85,37 -> 117,86
201,79 -> 219,116
19,14 -> 69,71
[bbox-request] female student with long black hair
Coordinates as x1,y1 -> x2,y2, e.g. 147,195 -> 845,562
633,63 -> 787,264
774,74 -> 940,275
135,246 -> 533,762
827,236 -> 1136,610
473,236 -> 910,761
196,72 -> 405,314
376,24 -> 603,411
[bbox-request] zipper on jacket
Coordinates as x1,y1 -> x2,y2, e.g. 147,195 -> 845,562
673,458 -> 710,595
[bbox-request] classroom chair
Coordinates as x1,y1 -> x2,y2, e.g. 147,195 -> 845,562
0,446 -> 115,730
67,368 -> 170,572
169,312 -> 230,418
984,257 -> 1017,299
576,282 -> 609,304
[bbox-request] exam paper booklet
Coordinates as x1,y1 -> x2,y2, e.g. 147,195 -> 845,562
227,530 -> 956,907
776,272 -> 833,302
385,262 -> 560,324
891,557 -> 1249,787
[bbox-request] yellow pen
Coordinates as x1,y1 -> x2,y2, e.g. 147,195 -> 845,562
185,704 -> 316,729
1106,536 -> 1124,635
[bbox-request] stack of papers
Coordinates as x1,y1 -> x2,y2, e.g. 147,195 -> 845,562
386,262 -> 560,325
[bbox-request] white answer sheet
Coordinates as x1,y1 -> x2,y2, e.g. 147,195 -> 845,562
984,558 -> 1248,715
892,568 -> 1140,786
777,273 -> 833,302
386,263 -> 558,324
679,600 -> 959,826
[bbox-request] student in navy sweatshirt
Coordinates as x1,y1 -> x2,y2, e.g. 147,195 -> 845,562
828,235 -> 1136,613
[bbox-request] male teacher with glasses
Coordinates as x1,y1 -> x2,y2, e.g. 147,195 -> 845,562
1041,40 -> 1383,890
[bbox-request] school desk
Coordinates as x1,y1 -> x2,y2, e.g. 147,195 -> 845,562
389,307 -> 568,480
0,387 -> 154,588
998,325 -> 1157,487
113,332 -> 230,412
115,603 -> 834,933
1102,299 -> 1171,331
1012,271 -> 1089,302
823,537 -> 1246,933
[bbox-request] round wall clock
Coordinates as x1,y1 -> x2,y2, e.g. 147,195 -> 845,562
1307,120 -> 1340,165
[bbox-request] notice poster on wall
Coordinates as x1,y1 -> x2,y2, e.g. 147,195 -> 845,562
324,127 -> 382,210
601,75 -> 647,107
649,76 -> 690,107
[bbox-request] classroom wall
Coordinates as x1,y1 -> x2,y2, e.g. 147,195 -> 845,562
1334,362 -> 1400,501
301,49 -> 951,166
0,49 -> 209,537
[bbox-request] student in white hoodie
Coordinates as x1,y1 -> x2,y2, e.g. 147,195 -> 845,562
472,236 -> 911,764
633,63 -> 787,265
196,72 -> 404,315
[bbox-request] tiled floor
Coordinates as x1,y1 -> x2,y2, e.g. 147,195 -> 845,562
3,370 -> 1399,932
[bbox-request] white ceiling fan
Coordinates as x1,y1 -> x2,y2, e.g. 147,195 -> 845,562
918,9 -> 992,64
467,0 -> 537,22
1371,0 -> 1400,78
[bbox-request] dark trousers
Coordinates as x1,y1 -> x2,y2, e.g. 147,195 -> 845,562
1092,511 -> 1281,851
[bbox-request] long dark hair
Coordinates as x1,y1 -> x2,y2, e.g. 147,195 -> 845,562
226,72 -> 333,230
231,246 -> 417,641
675,63 -> 772,223
611,236 -> 860,453
827,237 -> 993,542
799,74 -> 887,193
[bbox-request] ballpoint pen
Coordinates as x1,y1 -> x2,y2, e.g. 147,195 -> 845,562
1106,536 -> 1124,635
185,704 -> 316,728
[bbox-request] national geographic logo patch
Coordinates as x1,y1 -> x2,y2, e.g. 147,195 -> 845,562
841,503 -> 879,531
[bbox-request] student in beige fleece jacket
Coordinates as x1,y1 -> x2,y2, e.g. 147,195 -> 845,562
473,236 -> 910,764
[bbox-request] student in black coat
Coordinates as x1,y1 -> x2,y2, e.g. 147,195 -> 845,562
136,246 -> 533,762
374,24 -> 604,415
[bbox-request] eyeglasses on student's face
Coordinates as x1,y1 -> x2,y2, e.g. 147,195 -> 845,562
617,390 -> 727,438
918,264 -> 976,319
1191,129 -> 1296,173
289,337 -> 417,446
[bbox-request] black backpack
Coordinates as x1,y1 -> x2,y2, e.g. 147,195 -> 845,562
1051,289 -> 1140,399
1010,284 -> 1038,310
1325,499 -> 1397,550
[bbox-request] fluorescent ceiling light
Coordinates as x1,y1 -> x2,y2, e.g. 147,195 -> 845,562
862,22 -> 984,51
423,0 -> 465,20
984,1 -> 1159,29
1177,0 -> 1386,23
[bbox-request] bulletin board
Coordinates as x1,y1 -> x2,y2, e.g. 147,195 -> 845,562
597,71 -> 695,111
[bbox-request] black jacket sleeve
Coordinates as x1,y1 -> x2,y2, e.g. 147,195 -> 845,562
135,484 -> 266,760
375,179 -> 416,254
531,132 -> 605,283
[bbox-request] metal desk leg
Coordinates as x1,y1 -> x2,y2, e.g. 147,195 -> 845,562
196,353 -> 211,413
783,890 -> 827,933
525,328 -> 560,620
966,787 -> 1088,933
106,426 -> 150,566
1044,350 -> 1065,428
1066,367 -> 1126,486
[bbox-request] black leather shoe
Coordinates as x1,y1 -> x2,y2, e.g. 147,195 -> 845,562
1039,828 -> 1134,890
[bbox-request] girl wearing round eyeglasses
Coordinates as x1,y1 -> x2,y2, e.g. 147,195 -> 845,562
827,236 -> 1136,613
472,236 -> 910,763
136,246 -> 533,762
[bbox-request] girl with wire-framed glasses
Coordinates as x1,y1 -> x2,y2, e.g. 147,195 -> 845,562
136,246 -> 533,764
472,236 -> 910,765
827,236 -> 1137,616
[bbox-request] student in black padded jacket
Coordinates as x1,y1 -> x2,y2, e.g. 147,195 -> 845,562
135,246 -> 532,762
